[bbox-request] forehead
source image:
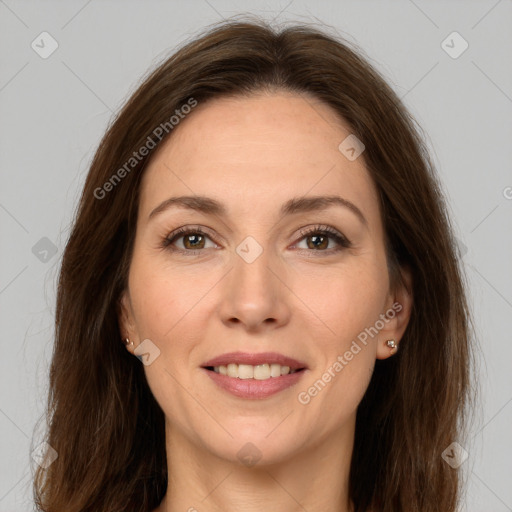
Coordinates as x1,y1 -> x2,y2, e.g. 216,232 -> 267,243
139,92 -> 380,226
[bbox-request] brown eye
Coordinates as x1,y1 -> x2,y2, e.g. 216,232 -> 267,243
182,233 -> 206,250
162,227 -> 217,254
305,234 -> 329,250
296,225 -> 351,253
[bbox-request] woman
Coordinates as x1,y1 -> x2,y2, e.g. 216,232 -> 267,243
33,17 -> 475,512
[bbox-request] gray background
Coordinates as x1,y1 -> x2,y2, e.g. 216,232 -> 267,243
1,0 -> 511,510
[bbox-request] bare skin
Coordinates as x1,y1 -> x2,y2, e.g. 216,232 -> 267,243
119,91 -> 412,512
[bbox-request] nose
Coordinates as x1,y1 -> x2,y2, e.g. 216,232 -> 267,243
217,246 -> 292,333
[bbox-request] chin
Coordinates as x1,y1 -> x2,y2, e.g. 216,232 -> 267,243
202,428 -> 304,468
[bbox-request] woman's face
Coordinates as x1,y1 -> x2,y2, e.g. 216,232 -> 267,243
119,91 -> 411,466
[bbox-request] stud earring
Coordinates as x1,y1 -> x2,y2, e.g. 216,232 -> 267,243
123,338 -> 133,347
386,339 -> 398,353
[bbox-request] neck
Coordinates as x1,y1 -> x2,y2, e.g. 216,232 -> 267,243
155,419 -> 356,512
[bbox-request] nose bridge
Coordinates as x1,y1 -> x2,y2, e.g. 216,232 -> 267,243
234,239 -> 272,294
218,234 -> 290,330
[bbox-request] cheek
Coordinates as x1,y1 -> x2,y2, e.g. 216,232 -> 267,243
292,259 -> 385,409
127,257 -> 213,435
128,254 -> 206,341
295,259 -> 388,346
300,345 -> 375,439
127,253 -> 221,391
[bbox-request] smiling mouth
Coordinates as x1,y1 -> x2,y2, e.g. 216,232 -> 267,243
203,363 -> 306,380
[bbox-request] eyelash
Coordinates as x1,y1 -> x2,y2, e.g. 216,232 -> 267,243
161,224 -> 352,256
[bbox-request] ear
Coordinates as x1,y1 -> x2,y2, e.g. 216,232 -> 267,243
376,264 -> 413,360
117,290 -> 137,354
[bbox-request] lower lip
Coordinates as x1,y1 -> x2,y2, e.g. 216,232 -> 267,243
202,368 -> 306,399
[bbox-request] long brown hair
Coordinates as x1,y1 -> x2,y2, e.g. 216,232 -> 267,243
32,16 -> 476,512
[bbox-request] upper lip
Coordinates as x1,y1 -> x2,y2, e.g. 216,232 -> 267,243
202,351 -> 308,370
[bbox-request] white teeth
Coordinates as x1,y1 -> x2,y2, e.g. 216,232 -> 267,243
227,363 -> 238,378
238,364 -> 254,380
212,363 -> 301,379
270,363 -> 281,378
254,364 -> 270,380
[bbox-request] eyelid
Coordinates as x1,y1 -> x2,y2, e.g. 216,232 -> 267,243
162,223 -> 351,255
293,224 -> 352,251
161,225 -> 219,251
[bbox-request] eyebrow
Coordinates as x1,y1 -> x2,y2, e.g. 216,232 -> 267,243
148,194 -> 368,226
